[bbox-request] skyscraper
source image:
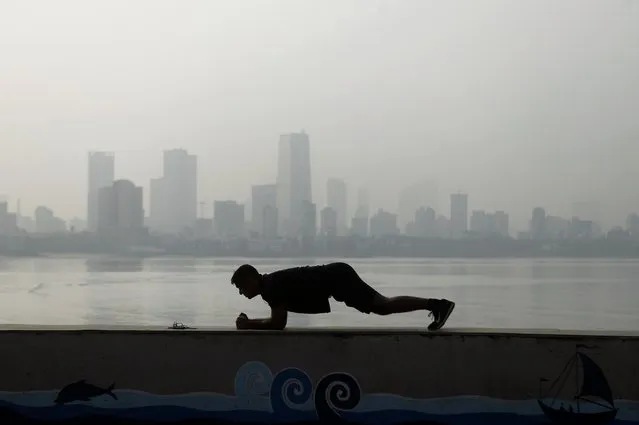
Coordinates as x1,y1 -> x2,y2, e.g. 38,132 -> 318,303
87,151 -> 114,232
262,205 -> 278,240
351,187 -> 370,235
251,184 -> 277,237
0,201 -> 18,235
326,178 -> 347,236
355,187 -> 370,218
276,132 -> 312,237
300,200 -> 317,238
149,177 -> 166,231
370,209 -> 399,237
214,200 -> 245,239
320,206 -> 338,238
160,149 -> 197,233
450,193 -> 468,239
530,207 -> 546,240
97,180 -> 144,232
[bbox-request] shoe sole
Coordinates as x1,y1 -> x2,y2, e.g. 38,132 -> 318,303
429,301 -> 455,331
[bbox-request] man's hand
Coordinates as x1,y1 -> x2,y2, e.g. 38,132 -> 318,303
236,312 -> 250,330
235,309 -> 287,330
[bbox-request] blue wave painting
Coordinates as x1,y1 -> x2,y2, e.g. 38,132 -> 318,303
0,360 -> 637,424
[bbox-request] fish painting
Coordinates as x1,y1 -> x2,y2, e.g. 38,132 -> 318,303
54,380 -> 118,404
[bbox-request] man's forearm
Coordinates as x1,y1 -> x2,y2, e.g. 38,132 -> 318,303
245,318 -> 284,330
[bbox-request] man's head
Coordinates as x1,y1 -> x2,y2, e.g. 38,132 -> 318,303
231,264 -> 261,299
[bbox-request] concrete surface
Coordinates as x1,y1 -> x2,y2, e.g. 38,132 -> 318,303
0,327 -> 636,400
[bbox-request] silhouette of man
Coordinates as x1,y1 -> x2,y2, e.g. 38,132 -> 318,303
231,262 -> 455,331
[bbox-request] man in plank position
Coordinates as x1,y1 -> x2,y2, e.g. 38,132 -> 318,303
231,262 -> 455,331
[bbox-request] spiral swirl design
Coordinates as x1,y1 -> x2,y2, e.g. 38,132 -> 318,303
270,367 -> 314,415
314,372 -> 361,422
234,361 -> 274,399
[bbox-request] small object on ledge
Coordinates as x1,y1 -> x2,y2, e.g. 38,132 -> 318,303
169,321 -> 195,330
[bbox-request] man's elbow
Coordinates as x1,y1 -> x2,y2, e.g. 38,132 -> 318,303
270,309 -> 287,330
270,319 -> 287,330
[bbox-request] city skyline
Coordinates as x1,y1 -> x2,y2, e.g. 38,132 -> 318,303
0,139 -> 629,235
0,129 -> 628,234
0,138 -> 628,240
1,132 -> 636,257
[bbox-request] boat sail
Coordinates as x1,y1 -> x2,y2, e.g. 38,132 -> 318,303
537,350 -> 618,425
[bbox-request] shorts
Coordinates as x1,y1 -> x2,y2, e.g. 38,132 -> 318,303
327,262 -> 381,314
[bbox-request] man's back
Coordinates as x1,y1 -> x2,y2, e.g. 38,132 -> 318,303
260,264 -> 338,314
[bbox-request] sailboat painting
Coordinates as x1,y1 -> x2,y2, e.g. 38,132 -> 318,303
538,347 -> 619,425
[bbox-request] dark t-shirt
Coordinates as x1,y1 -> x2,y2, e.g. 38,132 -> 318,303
260,264 -> 338,314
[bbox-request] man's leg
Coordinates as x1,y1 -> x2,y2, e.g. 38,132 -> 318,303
330,263 -> 455,331
369,295 -> 436,315
369,294 -> 455,331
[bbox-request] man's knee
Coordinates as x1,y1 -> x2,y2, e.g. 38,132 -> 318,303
369,295 -> 391,315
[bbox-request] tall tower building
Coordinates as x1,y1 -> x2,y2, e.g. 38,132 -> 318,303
213,200 -> 245,239
355,187 -> 370,218
149,177 -> 166,231
276,131 -> 312,237
450,193 -> 468,239
300,201 -> 317,238
87,151 -> 115,232
326,178 -> 347,236
320,207 -> 338,238
97,180 -> 144,231
251,184 -> 277,237
161,149 -> 197,233
530,207 -> 546,240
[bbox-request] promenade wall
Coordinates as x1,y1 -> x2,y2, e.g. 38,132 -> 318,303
0,327 -> 636,424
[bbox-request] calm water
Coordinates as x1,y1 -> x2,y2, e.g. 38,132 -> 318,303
0,255 -> 637,331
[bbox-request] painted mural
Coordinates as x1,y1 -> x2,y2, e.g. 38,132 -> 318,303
0,346 -> 636,424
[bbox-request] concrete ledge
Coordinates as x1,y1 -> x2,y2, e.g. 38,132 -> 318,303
1,325 -> 638,339
0,327 -> 637,423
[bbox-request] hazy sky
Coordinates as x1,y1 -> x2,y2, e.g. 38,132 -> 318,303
1,0 -> 638,230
